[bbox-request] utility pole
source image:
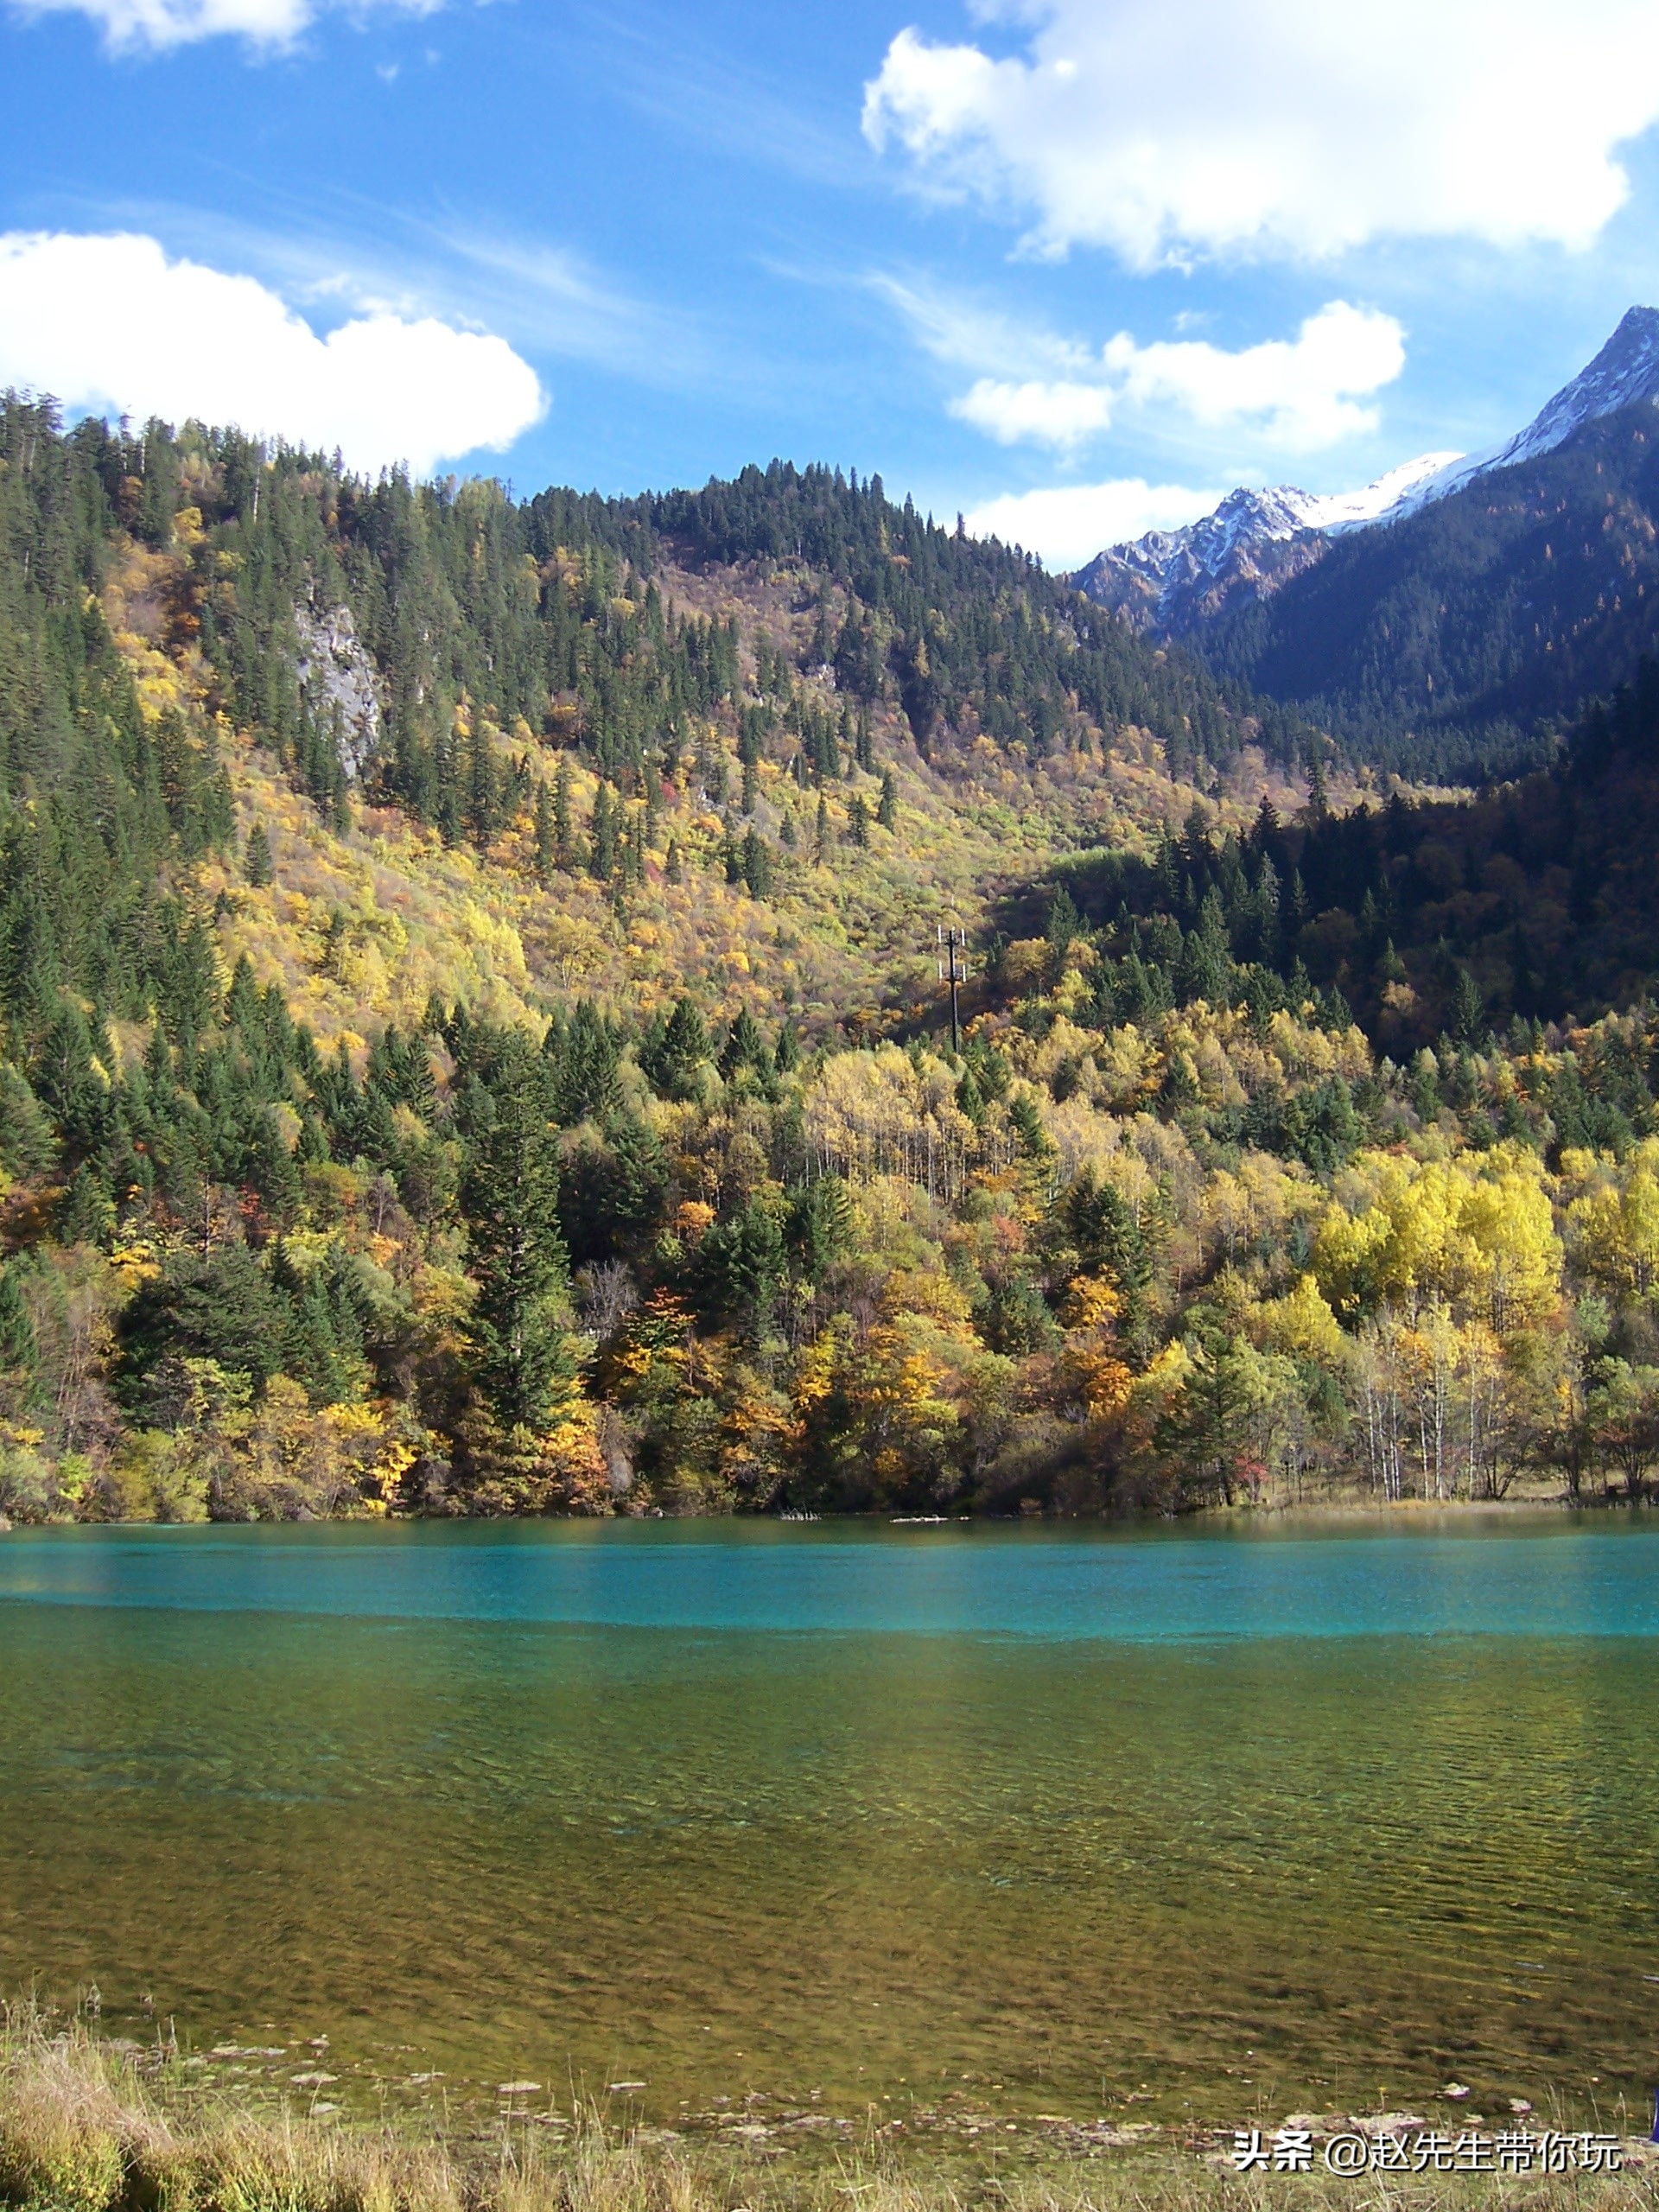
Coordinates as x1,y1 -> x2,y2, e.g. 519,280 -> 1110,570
938,925 -> 968,1055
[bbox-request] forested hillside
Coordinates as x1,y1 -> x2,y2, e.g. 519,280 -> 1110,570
6,397 -> 1659,1522
1201,402 -> 1659,779
1046,663 -> 1659,1055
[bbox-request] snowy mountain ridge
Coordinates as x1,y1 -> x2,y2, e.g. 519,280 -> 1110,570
1072,306 -> 1659,639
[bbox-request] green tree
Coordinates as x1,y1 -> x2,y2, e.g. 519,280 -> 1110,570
460,1042 -> 570,1431
0,1264 -> 38,1412
640,996 -> 709,1101
741,827 -> 772,899
1453,966 -> 1484,1045
589,785 -> 617,880
533,780 -> 556,886
720,1007 -> 770,1080
552,755 -> 572,867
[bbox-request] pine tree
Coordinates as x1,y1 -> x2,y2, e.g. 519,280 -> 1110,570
1453,966 -> 1484,1045
720,1007 -> 769,1078
460,1041 -> 569,1432
877,768 -> 896,830
640,997 -> 709,1101
1306,755 -> 1330,818
815,793 -> 830,859
0,1264 -> 37,1404
244,822 -> 274,887
553,756 -> 572,868
741,828 -> 772,900
534,781 -> 556,886
589,785 -> 616,880
467,719 -> 499,850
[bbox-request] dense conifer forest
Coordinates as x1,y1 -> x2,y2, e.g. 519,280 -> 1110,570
1050,660 -> 1659,1055
6,397 -> 1659,1522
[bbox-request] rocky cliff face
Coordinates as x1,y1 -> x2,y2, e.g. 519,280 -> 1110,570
295,601 -> 382,782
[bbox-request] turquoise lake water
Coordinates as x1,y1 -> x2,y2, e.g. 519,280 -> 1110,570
1,1515 -> 1656,2126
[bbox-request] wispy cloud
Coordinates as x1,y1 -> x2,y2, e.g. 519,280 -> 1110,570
868,271 -> 1089,380
548,0 -> 874,194
85,188 -> 712,394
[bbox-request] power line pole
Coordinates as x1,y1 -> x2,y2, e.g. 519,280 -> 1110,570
938,925 -> 967,1055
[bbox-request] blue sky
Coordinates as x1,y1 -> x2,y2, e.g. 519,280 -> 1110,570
6,0 -> 1659,566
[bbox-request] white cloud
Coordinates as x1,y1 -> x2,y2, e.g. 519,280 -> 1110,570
864,0 -> 1659,265
1103,301 -> 1404,447
15,0 -> 433,50
888,283 -> 1404,452
966,478 -> 1223,569
0,232 -> 545,477
950,377 -> 1114,447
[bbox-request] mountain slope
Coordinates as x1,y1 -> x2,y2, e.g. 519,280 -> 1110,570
1039,660 -> 1659,1057
1407,303 -> 1659,504
10,402 -> 1659,1523
1201,398 -> 1659,775
2,410 -> 1323,1070
1074,309 -> 1659,775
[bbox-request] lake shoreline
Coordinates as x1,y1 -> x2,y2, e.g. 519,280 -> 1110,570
9,1488 -> 1657,1533
3,2015 -> 1656,2212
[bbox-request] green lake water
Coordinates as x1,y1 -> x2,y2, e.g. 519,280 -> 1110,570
2,1515 -> 1657,2128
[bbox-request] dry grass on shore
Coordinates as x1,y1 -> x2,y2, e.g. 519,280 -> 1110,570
2,2010 -> 1656,2212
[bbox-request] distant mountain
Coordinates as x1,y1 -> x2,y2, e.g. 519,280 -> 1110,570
1074,308 -> 1659,654
1071,308 -> 1659,779
1201,400 -> 1659,775
1071,455 -> 1456,637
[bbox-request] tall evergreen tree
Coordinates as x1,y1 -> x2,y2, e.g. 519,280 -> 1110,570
533,780 -> 556,887
459,1041 -> 569,1432
548,756 -> 570,868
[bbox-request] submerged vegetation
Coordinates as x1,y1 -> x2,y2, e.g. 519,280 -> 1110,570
5,397 -> 1659,1518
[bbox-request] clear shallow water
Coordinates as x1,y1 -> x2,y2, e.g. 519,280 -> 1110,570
2,1516 -> 1657,2126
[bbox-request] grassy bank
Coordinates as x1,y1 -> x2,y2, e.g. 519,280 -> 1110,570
3,2013 -> 1656,2212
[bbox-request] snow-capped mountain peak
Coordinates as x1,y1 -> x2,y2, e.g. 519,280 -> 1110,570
1295,451 -> 1465,532
1071,453 -> 1459,633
